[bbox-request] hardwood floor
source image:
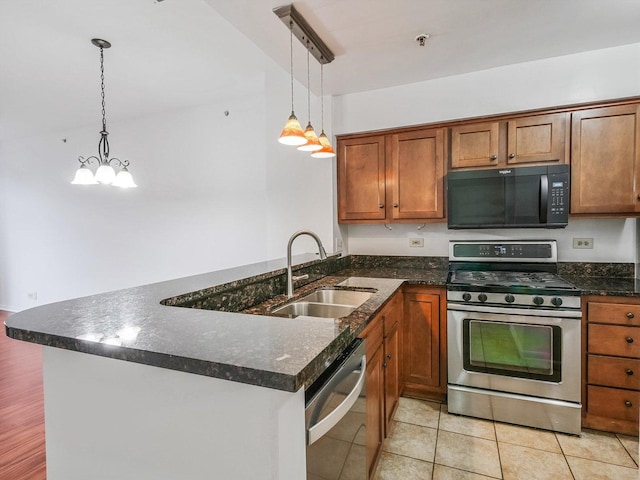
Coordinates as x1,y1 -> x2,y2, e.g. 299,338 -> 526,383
1,311 -> 46,479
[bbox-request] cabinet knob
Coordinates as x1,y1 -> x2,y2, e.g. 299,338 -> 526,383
626,337 -> 634,344
509,153 -> 516,159
387,354 -> 392,360
625,400 -> 633,408
627,369 -> 634,376
379,204 -> 384,209
383,362 -> 388,368
393,203 -> 398,208
627,312 -> 635,319
490,155 -> 497,161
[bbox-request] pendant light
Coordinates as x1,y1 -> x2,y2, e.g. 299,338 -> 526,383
278,22 -> 307,146
297,40 -> 322,152
72,39 -> 137,188
311,60 -> 336,158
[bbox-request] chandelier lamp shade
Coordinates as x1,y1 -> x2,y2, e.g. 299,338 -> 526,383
71,38 -> 137,188
274,4 -> 336,157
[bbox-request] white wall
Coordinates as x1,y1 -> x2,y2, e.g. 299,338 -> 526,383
335,43 -> 640,263
0,62 -> 334,311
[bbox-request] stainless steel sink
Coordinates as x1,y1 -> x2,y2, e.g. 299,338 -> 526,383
297,289 -> 373,306
271,289 -> 373,318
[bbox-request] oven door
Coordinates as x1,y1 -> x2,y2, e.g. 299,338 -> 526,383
447,303 -> 581,403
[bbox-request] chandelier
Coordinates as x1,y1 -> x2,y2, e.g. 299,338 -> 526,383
71,39 -> 136,188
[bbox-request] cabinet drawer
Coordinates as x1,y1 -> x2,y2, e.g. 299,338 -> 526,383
588,302 -> 640,326
588,324 -> 640,358
587,385 -> 640,423
588,355 -> 640,390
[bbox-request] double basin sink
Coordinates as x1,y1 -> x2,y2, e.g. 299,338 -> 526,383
271,289 -> 373,319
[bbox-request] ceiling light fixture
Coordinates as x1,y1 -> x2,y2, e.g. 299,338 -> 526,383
297,41 -> 322,152
278,21 -> 307,146
71,39 -> 136,188
311,60 -> 336,158
274,5 -> 334,153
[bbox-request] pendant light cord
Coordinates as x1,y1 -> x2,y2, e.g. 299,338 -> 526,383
98,46 -> 110,161
306,40 -> 311,122
99,47 -> 107,133
320,61 -> 324,132
289,22 -> 294,113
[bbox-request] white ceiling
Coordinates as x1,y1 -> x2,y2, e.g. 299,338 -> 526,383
1,0 -> 639,142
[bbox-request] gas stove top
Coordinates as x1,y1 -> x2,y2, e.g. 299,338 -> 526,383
447,240 -> 581,310
449,270 -> 578,291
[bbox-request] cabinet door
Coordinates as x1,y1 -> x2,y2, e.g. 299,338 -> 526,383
389,128 -> 445,219
383,320 -> 400,432
365,344 -> 384,479
506,113 -> 568,165
450,121 -> 500,169
402,289 -> 447,401
571,105 -> 640,214
338,136 -> 387,222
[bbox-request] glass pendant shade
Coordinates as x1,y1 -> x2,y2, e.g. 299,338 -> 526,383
297,123 -> 323,151
112,168 -> 137,188
71,164 -> 99,185
278,113 -> 308,146
95,164 -> 116,184
311,131 -> 336,158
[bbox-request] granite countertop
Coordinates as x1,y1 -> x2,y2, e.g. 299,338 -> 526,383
4,254 -> 419,393
5,252 -> 638,395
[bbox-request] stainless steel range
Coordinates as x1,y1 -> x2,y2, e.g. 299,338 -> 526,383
446,240 -> 582,435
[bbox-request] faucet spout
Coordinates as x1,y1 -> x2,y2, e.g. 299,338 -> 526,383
286,230 -> 328,298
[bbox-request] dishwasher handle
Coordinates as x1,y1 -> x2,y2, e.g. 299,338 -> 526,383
307,355 -> 366,446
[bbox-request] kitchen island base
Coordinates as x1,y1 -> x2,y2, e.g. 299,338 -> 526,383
42,347 -> 306,480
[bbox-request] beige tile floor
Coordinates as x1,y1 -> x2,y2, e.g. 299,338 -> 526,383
375,397 -> 640,480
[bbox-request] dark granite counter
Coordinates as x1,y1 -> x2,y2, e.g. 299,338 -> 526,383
6,251 -> 637,395
4,253 -> 412,393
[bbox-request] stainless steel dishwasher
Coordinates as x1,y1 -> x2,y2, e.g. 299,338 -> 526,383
305,338 -> 367,480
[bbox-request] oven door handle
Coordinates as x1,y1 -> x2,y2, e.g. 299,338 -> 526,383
540,174 -> 549,224
447,302 -> 582,319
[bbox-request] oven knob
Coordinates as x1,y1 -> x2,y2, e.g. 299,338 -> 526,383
478,293 -> 488,303
551,297 -> 563,307
505,294 -> 515,303
462,293 -> 472,302
533,296 -> 544,306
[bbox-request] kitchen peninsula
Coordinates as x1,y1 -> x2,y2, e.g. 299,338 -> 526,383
4,253 -> 419,480
6,252 -> 640,479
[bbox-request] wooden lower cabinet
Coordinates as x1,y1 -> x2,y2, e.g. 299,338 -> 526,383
583,295 -> 640,435
359,290 -> 403,478
401,286 -> 447,401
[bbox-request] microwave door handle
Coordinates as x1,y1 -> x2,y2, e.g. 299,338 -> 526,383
539,174 -> 549,223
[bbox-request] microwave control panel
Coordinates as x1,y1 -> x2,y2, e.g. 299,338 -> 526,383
548,172 -> 569,220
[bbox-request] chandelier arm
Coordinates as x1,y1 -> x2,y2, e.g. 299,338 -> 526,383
108,158 -> 129,168
78,155 -> 101,166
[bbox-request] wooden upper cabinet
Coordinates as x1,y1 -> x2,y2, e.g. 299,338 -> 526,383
571,104 -> 640,215
337,129 -> 445,223
388,128 -> 445,220
450,113 -> 568,170
451,121 -> 500,169
507,113 -> 568,165
338,136 -> 386,221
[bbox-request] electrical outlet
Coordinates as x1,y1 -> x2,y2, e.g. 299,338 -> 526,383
572,238 -> 594,249
335,238 -> 343,250
409,238 -> 424,248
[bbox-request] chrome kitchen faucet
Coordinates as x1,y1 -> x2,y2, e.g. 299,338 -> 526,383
286,231 -> 327,297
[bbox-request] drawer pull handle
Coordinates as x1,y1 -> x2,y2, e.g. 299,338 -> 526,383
626,337 -> 634,344
627,369 -> 634,376
625,401 -> 633,408
627,312 -> 635,319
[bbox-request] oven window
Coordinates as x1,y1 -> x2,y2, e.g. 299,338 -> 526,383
463,319 -> 562,382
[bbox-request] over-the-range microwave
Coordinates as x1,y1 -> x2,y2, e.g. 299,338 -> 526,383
447,164 -> 569,229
